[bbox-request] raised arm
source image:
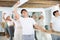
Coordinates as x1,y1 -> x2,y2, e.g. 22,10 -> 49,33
13,1 -> 20,20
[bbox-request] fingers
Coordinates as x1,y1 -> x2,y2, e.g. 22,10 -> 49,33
17,1 -> 20,4
13,1 -> 20,8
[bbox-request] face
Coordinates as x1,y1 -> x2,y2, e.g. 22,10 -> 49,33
55,12 -> 60,16
15,15 -> 19,20
39,15 -> 44,19
22,11 -> 28,17
6,16 -> 11,20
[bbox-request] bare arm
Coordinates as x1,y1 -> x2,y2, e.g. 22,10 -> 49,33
34,24 -> 54,34
34,24 -> 47,32
50,23 -> 54,32
13,1 -> 20,19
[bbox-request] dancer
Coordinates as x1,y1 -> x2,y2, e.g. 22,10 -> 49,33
13,1 -> 47,40
12,11 -> 22,40
3,14 -> 14,40
50,10 -> 60,40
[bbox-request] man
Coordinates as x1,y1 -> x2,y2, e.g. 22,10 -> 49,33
50,10 -> 60,40
13,1 -> 46,40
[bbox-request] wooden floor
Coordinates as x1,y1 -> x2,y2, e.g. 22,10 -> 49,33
0,32 -> 5,36
0,36 -> 9,40
0,32 -> 11,40
0,36 -> 14,40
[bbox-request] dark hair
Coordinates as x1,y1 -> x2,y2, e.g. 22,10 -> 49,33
53,10 -> 59,16
39,17 -> 41,19
21,9 -> 27,14
32,12 -> 35,15
6,16 -> 10,20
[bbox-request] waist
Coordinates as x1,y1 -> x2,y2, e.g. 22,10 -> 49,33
22,31 -> 34,35
22,34 -> 34,36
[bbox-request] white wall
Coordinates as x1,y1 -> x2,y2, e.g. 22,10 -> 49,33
0,6 -> 60,31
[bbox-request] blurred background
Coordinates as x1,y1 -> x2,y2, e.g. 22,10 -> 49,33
0,0 -> 60,40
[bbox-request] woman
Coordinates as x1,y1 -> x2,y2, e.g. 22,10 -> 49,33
13,1 -> 22,40
13,15 -> 22,40
37,15 -> 52,40
3,13 -> 22,40
37,15 -> 47,40
3,14 -> 14,40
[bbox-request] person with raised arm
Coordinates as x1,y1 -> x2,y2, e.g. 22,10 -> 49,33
13,1 -> 47,40
50,10 -> 60,40
3,13 -> 14,40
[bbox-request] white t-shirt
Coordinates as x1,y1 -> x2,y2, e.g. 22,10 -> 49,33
51,16 -> 60,32
20,17 -> 36,35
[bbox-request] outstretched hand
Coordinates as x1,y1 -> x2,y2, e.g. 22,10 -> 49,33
16,1 -> 20,5
13,1 -> 20,8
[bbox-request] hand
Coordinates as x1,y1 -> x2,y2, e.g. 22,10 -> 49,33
13,1 -> 20,8
16,1 -> 20,5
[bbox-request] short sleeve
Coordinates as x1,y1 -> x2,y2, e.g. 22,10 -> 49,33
31,18 -> 36,25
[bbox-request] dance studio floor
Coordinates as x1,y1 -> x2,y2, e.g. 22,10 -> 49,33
0,36 -> 7,40
0,36 -> 9,40
0,36 -> 14,40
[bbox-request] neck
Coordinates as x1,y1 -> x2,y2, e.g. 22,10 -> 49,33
55,15 -> 59,17
40,19 -> 43,21
15,18 -> 19,20
23,15 -> 28,18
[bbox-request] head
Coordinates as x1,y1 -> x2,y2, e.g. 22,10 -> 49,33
21,9 -> 28,17
6,16 -> 11,20
39,15 -> 44,20
15,15 -> 19,20
53,10 -> 60,17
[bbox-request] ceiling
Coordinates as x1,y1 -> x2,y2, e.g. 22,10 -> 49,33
20,0 -> 60,8
0,0 -> 60,8
0,0 -> 19,7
